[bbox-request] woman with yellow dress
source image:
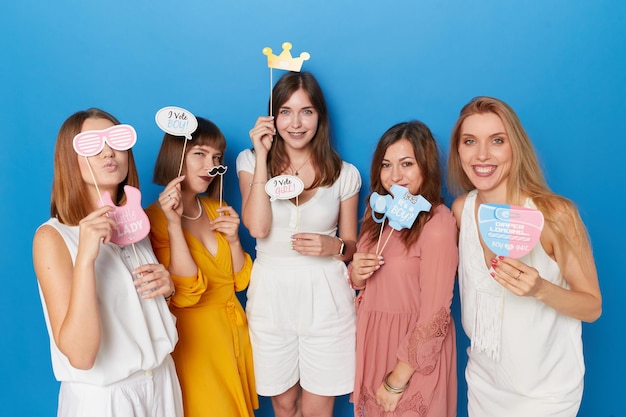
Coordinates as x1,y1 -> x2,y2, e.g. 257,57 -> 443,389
146,116 -> 258,417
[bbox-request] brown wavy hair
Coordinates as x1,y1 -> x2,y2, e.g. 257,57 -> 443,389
50,108 -> 139,225
152,117 -> 226,199
360,120 -> 444,250
267,71 -> 342,188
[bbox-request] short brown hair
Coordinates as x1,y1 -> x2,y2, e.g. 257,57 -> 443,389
152,117 -> 226,198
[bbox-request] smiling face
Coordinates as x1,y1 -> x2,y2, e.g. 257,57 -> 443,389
77,117 -> 129,195
182,144 -> 223,195
457,112 -> 513,199
380,138 -> 424,196
275,88 -> 319,151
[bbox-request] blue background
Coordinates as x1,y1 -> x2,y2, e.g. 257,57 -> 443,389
2,1 -> 624,416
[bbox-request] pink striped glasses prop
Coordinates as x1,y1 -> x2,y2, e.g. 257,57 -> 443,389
73,124 -> 137,156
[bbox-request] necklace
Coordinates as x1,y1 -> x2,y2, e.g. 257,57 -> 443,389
291,156 -> 311,176
181,197 -> 203,221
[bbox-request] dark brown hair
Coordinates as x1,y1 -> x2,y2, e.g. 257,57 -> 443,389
152,117 -> 226,198
361,121 -> 443,250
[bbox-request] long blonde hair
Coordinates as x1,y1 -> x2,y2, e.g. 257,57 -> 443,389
448,96 -> 593,264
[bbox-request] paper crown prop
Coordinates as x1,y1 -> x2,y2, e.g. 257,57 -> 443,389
370,184 -> 432,231
263,42 -> 310,72
478,203 -> 544,258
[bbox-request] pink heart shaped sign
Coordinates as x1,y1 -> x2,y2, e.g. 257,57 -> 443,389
478,203 -> 544,258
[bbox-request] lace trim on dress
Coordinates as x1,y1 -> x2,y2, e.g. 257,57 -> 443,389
407,307 -> 450,374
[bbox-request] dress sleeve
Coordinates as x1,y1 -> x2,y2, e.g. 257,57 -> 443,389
234,253 -> 253,292
145,203 -> 207,307
396,206 -> 459,374
338,162 -> 362,201
236,148 -> 256,175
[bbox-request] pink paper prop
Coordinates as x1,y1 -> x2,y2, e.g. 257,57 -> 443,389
98,185 -> 151,246
370,184 -> 432,231
478,203 -> 544,258
264,175 -> 305,201
73,124 -> 137,157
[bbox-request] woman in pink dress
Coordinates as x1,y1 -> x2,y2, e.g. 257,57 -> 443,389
350,121 -> 458,417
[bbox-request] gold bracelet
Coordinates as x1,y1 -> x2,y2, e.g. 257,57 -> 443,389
249,181 -> 266,187
383,372 -> 408,394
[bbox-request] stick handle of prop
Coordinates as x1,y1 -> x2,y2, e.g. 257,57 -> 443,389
269,68 -> 273,117
378,229 -> 394,256
177,139 -> 188,178
295,195 -> 300,233
219,175 -> 224,210
375,221 -> 385,255
131,242 -> 141,266
85,156 -> 105,207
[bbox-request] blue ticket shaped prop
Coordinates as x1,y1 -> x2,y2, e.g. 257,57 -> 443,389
369,184 -> 432,231
478,203 -> 544,258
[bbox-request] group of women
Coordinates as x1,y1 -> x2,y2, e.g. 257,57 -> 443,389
33,70 -> 601,417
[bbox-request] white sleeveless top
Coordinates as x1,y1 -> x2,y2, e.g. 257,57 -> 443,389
459,191 -> 584,415
37,218 -> 178,386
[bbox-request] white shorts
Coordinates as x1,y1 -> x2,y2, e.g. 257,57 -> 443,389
246,257 -> 356,397
57,355 -> 183,417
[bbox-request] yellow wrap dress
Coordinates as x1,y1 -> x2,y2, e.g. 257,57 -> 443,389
146,197 -> 258,417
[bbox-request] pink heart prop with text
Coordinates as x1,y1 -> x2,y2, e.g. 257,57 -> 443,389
478,203 -> 544,258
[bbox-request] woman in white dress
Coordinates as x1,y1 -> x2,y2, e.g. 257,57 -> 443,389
237,71 -> 361,417
447,96 -> 602,417
33,108 -> 182,417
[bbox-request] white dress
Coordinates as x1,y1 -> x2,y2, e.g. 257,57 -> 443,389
37,218 -> 183,417
236,149 -> 361,397
459,190 -> 584,417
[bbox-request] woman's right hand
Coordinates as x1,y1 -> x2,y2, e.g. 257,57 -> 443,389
350,252 -> 384,285
77,205 -> 117,261
249,116 -> 275,158
158,176 -> 185,223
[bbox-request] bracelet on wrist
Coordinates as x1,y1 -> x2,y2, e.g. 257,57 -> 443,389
383,372 -> 408,394
249,181 -> 266,187
336,236 -> 345,256
164,289 -> 175,302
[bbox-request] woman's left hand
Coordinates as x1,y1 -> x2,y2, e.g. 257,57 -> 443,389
375,382 -> 403,414
210,205 -> 241,244
132,263 -> 175,299
491,256 -> 543,297
290,233 -> 340,257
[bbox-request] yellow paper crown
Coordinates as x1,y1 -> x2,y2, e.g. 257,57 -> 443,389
262,42 -> 310,72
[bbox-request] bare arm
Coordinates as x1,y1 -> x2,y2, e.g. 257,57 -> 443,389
291,194 -> 360,259
239,116 -> 274,238
158,176 -> 197,278
492,204 -> 601,322
33,206 -> 115,369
